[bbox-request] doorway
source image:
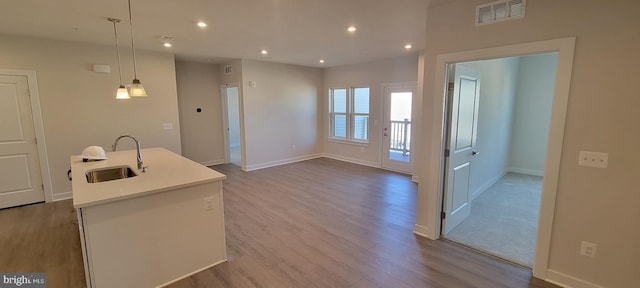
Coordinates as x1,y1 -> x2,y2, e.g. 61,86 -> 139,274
420,37 -> 575,278
0,70 -> 50,209
381,83 -> 416,173
222,84 -> 242,167
440,52 -> 561,268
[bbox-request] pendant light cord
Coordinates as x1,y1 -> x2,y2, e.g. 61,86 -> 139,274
110,19 -> 124,85
128,0 -> 139,79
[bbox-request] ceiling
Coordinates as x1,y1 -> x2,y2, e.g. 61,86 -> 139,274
0,0 -> 439,68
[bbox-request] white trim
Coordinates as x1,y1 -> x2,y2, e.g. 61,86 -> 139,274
154,259 -> 227,288
546,269 -> 604,288
0,69 -> 53,203
327,138 -> 369,147
411,175 -> 419,183
221,85 -> 231,164
200,159 -> 226,167
413,224 -> 435,239
244,154 -> 323,171
52,191 -> 73,201
420,37 -> 576,281
508,167 -> 544,177
322,153 -> 380,168
470,170 -> 507,201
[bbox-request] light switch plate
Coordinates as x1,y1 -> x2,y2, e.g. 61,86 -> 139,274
163,123 -> 173,130
580,241 -> 597,258
578,151 -> 608,168
204,196 -> 215,211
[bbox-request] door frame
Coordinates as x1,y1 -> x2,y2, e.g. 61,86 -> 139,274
220,82 -> 244,168
0,69 -> 53,203
380,81 -> 416,173
420,37 -> 576,279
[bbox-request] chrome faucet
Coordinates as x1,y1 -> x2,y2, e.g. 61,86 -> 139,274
112,135 -> 145,171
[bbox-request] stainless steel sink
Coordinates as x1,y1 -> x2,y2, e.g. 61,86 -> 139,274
86,166 -> 137,183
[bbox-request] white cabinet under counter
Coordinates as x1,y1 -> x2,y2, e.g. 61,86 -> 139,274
71,147 -> 227,288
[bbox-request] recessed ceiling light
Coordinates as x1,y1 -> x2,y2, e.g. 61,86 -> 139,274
163,42 -> 172,48
319,59 -> 325,64
405,44 -> 412,49
347,26 -> 357,32
261,50 -> 268,55
197,21 -> 207,28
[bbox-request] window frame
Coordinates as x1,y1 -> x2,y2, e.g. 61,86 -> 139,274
328,87 -> 370,144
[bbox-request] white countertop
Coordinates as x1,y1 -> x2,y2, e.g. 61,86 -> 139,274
71,147 -> 226,208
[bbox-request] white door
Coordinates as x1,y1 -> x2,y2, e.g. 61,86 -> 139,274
381,85 -> 415,173
222,85 -> 241,166
0,75 -> 44,209
442,65 -> 481,235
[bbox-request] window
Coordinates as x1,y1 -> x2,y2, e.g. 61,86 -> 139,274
329,87 -> 370,142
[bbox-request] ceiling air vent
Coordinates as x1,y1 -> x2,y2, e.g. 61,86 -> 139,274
476,0 -> 526,26
224,65 -> 233,74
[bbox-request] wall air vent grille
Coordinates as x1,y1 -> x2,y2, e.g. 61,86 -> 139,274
224,65 -> 233,74
476,0 -> 526,26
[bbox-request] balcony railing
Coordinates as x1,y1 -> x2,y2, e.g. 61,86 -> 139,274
390,119 -> 411,156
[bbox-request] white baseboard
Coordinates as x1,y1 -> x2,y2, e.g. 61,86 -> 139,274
244,154 -> 323,171
411,175 -> 419,183
546,269 -> 604,288
321,153 -> 380,168
200,159 -> 226,167
470,170 -> 507,200
52,191 -> 72,201
508,167 -> 544,177
413,224 -> 436,240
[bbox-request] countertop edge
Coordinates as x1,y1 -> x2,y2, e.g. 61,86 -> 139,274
73,177 -> 223,209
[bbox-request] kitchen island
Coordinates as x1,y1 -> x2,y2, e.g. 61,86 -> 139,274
71,147 -> 227,288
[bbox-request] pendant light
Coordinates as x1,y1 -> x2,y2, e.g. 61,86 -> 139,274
127,0 -> 147,97
109,18 -> 130,100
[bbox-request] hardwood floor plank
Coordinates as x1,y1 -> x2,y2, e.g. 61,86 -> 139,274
0,158 -> 560,288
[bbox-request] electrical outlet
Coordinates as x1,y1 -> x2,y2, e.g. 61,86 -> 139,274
292,144 -> 297,150
578,151 -> 608,168
163,123 -> 173,130
203,197 -> 215,211
580,241 -> 597,258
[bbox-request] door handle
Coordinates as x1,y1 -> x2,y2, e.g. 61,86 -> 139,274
472,150 -> 480,156
384,133 -> 388,136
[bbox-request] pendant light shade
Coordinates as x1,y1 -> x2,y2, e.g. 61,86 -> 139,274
116,85 -> 131,100
127,0 -> 147,97
109,18 -> 130,100
129,79 -> 147,97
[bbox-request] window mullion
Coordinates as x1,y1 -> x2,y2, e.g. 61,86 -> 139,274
347,87 -> 355,140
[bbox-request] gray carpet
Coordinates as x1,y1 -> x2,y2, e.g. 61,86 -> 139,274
444,172 -> 542,267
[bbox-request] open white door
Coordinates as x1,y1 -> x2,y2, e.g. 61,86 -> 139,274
0,75 -> 44,209
442,65 -> 481,235
222,84 -> 242,166
381,84 -> 415,173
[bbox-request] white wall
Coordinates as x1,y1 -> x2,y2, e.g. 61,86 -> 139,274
417,1 -> 640,287
240,59 -> 323,170
323,54 -> 419,167
459,57 -> 520,199
175,60 -> 225,166
0,34 -> 181,199
509,54 -> 558,175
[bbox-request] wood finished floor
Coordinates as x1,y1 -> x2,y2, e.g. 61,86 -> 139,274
0,158 -> 559,288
